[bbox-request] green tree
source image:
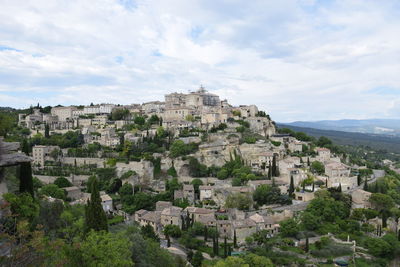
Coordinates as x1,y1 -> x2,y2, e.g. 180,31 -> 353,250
141,224 -> 159,241
369,193 -> 395,227
19,162 -> 34,197
243,253 -> 274,267
163,224 -> 182,238
311,161 -> 325,175
40,184 -> 66,199
191,178 -> 203,195
134,116 -> 145,125
279,218 -> 299,238
81,230 -> 133,267
3,192 -> 39,222
288,175 -> 295,197
191,250 -> 204,267
225,193 -> 253,210
54,176 -> 72,188
44,124 -> 50,138
85,177 -> 108,233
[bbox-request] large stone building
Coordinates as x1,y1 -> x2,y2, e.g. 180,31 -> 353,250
32,145 -> 60,167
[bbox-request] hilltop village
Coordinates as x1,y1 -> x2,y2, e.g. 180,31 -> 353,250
1,87 -> 399,266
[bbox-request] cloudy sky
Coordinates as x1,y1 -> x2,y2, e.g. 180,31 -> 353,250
0,0 -> 399,122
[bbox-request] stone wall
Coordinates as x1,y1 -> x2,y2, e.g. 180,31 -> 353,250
62,157 -> 105,168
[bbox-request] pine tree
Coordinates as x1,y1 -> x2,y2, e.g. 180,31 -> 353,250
19,162 -> 34,197
44,124 -> 50,138
85,177 -> 108,233
289,175 -> 295,197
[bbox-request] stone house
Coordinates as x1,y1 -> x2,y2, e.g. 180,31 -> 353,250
156,201 -> 172,211
351,189 -> 372,209
316,147 -> 331,162
199,185 -> 213,201
161,206 -> 183,228
64,186 -> 82,200
232,219 -> 257,243
135,210 -> 161,233
325,161 -> 351,178
248,213 -> 280,236
216,220 -> 232,237
294,191 -> 315,202
183,184 -> 195,203
288,141 -> 304,152
32,145 -> 60,168
185,207 -> 215,223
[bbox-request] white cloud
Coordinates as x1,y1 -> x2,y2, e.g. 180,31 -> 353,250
0,0 -> 399,122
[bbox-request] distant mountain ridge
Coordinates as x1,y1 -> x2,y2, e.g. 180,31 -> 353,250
277,123 -> 400,153
282,119 -> 400,137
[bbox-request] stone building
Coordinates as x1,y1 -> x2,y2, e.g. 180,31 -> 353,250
32,145 -> 60,168
351,189 -> 372,209
161,206 -> 183,228
51,106 -> 77,121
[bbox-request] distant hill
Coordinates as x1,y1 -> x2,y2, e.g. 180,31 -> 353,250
277,123 -> 400,154
283,119 -> 400,137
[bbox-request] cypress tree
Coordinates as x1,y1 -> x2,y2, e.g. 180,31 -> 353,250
212,234 -> 216,255
166,234 -> 171,247
267,161 -> 272,179
85,177 -> 108,233
363,177 -> 368,191
19,162 -> 34,197
21,139 -> 29,155
186,211 -> 191,228
44,124 -> 50,138
325,179 -> 328,188
233,230 -> 237,248
357,174 -> 361,186
272,155 -> 277,177
215,233 -> 219,256
204,226 -> 208,242
228,244 -> 231,256
312,182 -> 315,192
307,157 -> 310,167
305,237 -> 309,252
289,175 -> 295,197
338,183 -> 342,192
398,229 -> 400,241
224,236 -> 227,258
181,215 -> 186,230
302,181 -> 306,191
